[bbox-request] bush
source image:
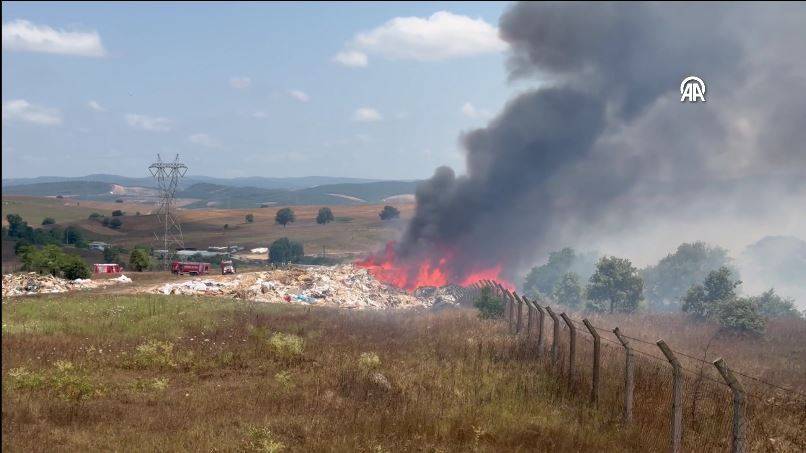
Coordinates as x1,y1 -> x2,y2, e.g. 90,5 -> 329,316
269,237 -> 304,264
268,332 -> 304,363
42,217 -> 56,225
61,255 -> 91,280
245,213 -> 254,223
751,289 -> 801,318
379,205 -> 400,221
109,218 -> 123,229
88,212 -> 102,220
112,210 -> 124,217
102,217 -> 110,227
316,207 -> 335,225
713,297 -> 766,335
63,226 -> 85,247
682,267 -> 741,319
474,286 -> 504,319
129,248 -> 151,271
275,208 -> 295,227
553,272 -> 584,308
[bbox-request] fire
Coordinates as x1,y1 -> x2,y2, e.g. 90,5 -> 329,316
357,242 -> 513,291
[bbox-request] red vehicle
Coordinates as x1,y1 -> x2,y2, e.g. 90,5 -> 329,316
220,260 -> 236,275
171,261 -> 211,276
93,263 -> 122,274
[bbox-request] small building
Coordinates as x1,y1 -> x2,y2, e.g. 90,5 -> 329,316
89,241 -> 110,251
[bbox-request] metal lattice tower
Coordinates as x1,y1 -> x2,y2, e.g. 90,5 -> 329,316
149,154 -> 187,268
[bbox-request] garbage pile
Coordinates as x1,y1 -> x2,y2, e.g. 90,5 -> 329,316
2,272 -> 133,297
150,264 -> 467,310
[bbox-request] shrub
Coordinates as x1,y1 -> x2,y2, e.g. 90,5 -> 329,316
245,213 -> 254,223
109,218 -> 123,229
713,297 -> 766,335
474,286 -> 504,319
112,210 -> 124,217
752,289 -> 801,318
379,205 -> 400,221
88,212 -> 102,220
269,237 -> 304,264
682,267 -> 741,319
42,217 -> 56,225
61,255 -> 91,280
21,245 -> 89,279
129,248 -> 152,271
268,332 -> 304,362
130,340 -> 178,369
359,352 -> 381,371
245,426 -> 285,453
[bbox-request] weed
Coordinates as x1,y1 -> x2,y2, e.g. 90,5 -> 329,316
274,370 -> 294,391
358,352 -> 381,371
7,367 -> 46,390
245,426 -> 285,452
268,332 -> 304,363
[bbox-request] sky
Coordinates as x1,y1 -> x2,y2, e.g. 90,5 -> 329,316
2,1 -> 526,180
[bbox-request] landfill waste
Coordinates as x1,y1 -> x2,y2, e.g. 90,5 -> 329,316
2,272 -> 132,298
250,247 -> 268,254
149,264 -> 469,310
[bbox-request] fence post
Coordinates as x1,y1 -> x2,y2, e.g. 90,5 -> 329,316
657,339 -> 683,453
545,306 -> 561,365
524,297 -> 534,337
514,292 -> 524,334
534,303 -> 545,356
560,313 -> 576,381
713,358 -> 746,453
613,327 -> 634,423
583,319 -> 601,405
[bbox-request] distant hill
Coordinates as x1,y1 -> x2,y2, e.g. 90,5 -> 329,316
179,180 -> 419,208
2,181 -> 116,197
2,174 -> 384,190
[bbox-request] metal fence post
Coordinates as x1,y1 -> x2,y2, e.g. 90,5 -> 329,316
524,297 -> 534,337
613,327 -> 634,423
514,292 -> 524,334
657,339 -> 683,453
560,313 -> 576,381
713,358 -> 746,453
545,306 -> 561,365
583,319 -> 601,405
534,303 -> 545,356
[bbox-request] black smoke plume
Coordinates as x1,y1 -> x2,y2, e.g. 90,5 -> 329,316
397,2 -> 806,281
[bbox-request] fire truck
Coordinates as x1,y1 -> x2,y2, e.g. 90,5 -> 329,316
170,261 -> 211,276
220,260 -> 236,275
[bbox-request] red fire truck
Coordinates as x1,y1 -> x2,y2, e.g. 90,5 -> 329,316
93,263 -> 122,274
171,261 -> 211,276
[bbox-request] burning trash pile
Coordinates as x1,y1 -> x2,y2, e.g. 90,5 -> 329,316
150,264 -> 468,310
2,272 -> 132,298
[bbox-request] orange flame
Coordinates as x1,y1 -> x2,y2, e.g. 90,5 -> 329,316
357,242 -> 513,291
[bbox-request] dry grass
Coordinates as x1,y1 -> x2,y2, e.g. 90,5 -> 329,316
4,294 -> 654,452
4,293 -> 804,451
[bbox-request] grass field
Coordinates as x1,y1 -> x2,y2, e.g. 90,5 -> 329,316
3,294 -> 648,452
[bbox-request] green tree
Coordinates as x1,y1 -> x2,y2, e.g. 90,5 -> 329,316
275,208 -> 295,228
316,207 -> 335,225
474,286 -> 505,319
641,242 -> 733,312
586,256 -> 643,313
61,254 -> 91,280
88,212 -> 103,220
112,210 -> 124,217
524,248 -> 576,296
109,218 -> 123,229
553,272 -> 584,308
682,266 -> 742,319
379,205 -> 400,221
42,217 -> 56,225
269,237 -> 304,264
713,297 -> 766,335
63,226 -> 85,247
751,289 -> 801,319
103,246 -> 118,263
129,248 -> 152,272
13,239 -> 32,255
245,213 -> 254,223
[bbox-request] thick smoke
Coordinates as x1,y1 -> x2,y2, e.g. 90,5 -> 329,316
398,3 -> 806,283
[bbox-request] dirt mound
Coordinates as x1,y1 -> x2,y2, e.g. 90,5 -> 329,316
149,264 -> 464,310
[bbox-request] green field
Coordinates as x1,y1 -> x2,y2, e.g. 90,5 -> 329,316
3,294 -> 650,452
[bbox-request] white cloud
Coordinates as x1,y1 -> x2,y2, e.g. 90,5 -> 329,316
335,11 -> 506,66
229,76 -> 251,89
125,113 -> 171,132
332,50 -> 368,67
252,111 -> 268,119
352,107 -> 382,122
2,19 -> 106,57
460,102 -> 490,119
288,90 -> 310,102
2,99 -> 62,125
188,133 -> 220,148
87,100 -> 106,112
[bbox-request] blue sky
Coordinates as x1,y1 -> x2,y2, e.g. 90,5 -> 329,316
2,2 -> 535,180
